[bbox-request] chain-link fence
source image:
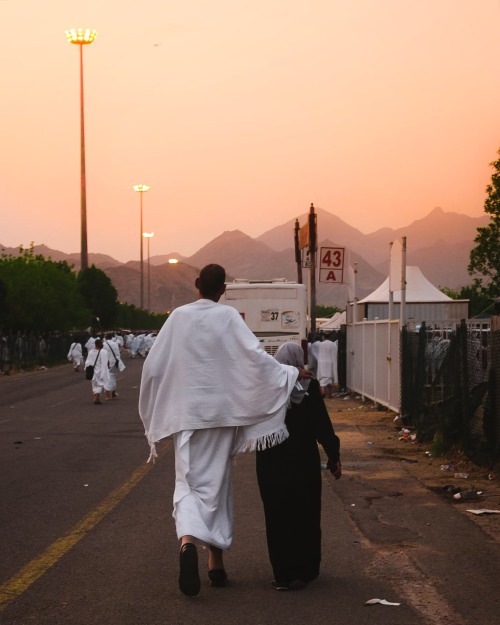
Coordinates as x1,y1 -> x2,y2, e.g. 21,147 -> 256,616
401,319 -> 499,467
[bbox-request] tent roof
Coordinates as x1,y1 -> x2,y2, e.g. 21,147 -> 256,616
358,266 -> 452,304
317,311 -> 346,330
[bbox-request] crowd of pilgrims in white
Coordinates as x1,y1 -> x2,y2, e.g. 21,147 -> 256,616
82,332 -> 157,359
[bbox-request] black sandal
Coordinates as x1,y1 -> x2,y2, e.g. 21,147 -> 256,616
208,568 -> 228,587
179,543 -> 200,596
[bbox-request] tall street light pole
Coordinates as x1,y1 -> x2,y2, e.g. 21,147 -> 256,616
133,184 -> 151,308
65,28 -> 98,272
142,232 -> 155,310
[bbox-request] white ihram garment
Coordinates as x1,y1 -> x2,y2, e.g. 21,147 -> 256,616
173,428 -> 237,549
139,298 -> 299,548
85,348 -> 110,393
139,299 -> 298,458
103,340 -> 124,392
316,339 -> 338,387
67,342 -> 83,368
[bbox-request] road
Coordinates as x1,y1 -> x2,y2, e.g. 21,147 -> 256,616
0,359 -> 499,625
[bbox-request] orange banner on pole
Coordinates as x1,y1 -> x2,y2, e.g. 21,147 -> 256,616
298,223 -> 309,249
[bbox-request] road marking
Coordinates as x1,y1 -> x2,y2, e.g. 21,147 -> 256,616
0,441 -> 170,612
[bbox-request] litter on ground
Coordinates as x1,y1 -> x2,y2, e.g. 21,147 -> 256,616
365,598 -> 401,606
467,509 -> 500,515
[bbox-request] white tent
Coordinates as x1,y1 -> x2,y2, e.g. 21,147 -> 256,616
317,311 -> 346,331
354,266 -> 469,322
358,266 -> 451,303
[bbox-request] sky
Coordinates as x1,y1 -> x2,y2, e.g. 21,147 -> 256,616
1,0 -> 500,263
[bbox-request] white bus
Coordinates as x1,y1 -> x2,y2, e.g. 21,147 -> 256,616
219,279 -> 308,356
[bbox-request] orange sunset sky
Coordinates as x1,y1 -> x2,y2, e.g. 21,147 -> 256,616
1,0 -> 499,263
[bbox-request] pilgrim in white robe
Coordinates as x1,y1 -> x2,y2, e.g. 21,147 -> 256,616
139,298 -> 299,548
308,339 -> 321,377
132,334 -> 146,358
316,339 -> 338,389
67,342 -> 83,369
103,339 -> 124,393
84,336 -> 97,353
85,347 -> 110,394
144,333 -> 155,354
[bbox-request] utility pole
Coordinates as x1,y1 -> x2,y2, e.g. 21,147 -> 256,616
294,219 -> 303,284
309,203 -> 317,337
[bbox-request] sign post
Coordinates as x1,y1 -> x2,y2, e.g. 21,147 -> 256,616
319,247 -> 345,283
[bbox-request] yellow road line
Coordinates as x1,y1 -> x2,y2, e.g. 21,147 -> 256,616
0,442 -> 170,612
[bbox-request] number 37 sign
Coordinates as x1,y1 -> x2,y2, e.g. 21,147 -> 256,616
319,247 -> 345,283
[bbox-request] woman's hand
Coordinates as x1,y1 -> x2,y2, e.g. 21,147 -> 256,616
297,368 -> 314,380
327,459 -> 342,480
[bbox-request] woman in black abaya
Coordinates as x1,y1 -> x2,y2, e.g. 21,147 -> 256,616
256,342 -> 341,590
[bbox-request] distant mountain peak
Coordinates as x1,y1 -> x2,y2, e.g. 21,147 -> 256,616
217,229 -> 252,240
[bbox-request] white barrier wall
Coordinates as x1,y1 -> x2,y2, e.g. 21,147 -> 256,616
346,319 -> 400,413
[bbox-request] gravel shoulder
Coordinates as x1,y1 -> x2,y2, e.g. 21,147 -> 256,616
325,392 -> 500,543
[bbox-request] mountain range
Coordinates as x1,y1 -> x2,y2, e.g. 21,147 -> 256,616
1,206 -> 487,310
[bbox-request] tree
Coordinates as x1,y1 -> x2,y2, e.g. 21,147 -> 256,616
440,285 -> 493,318
77,265 -> 119,329
0,247 -> 89,331
468,149 -> 500,298
115,302 -> 169,330
316,305 -> 343,318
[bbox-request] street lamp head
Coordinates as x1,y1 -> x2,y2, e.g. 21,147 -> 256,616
65,28 -> 98,45
133,184 -> 151,193
142,232 -> 155,238
168,258 -> 179,264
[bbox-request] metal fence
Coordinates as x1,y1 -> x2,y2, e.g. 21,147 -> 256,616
346,319 -> 401,413
0,331 -> 89,374
401,319 -> 499,467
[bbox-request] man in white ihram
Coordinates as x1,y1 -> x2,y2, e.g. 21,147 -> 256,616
317,335 -> 338,398
139,264 -> 312,597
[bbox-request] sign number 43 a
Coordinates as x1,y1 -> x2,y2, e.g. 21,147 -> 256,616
319,247 -> 345,283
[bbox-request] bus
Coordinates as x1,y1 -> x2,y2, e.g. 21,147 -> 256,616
219,279 -> 308,356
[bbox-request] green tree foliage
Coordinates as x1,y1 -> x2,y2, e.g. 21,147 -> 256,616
439,286 -> 460,299
77,265 -> 119,329
0,247 -> 168,334
116,302 -> 169,330
316,305 -> 343,318
0,247 -> 90,331
440,285 -> 493,318
0,278 -> 7,310
469,149 -> 500,298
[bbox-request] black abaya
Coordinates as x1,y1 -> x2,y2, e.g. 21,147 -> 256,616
256,378 -> 340,586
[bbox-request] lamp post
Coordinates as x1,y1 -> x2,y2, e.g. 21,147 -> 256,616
133,184 -> 151,308
142,232 -> 155,310
167,258 -> 179,314
65,28 -> 98,272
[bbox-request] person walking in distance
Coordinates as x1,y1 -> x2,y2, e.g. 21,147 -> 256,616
84,338 -> 110,405
317,334 -> 338,398
103,333 -> 125,400
67,340 -> 83,372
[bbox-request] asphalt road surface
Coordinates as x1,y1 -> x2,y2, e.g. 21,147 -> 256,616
1,358 -> 499,625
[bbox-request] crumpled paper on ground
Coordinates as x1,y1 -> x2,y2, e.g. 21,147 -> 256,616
365,598 -> 401,606
467,509 -> 500,515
